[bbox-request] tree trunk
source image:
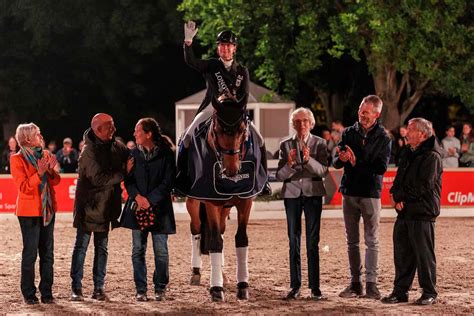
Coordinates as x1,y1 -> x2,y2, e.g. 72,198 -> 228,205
372,64 -> 429,132
316,88 -> 344,125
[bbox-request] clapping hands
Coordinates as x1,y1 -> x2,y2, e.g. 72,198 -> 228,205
38,154 -> 57,177
336,145 -> 356,166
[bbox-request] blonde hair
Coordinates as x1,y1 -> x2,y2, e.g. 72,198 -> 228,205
15,123 -> 40,146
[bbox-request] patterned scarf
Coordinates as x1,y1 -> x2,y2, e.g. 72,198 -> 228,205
20,146 -> 54,226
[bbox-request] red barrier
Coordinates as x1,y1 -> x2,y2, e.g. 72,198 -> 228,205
0,168 -> 473,212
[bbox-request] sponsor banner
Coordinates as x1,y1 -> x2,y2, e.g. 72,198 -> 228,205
0,168 -> 473,212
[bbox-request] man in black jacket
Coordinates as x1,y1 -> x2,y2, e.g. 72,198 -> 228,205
70,113 -> 129,301
333,95 -> 391,299
382,118 -> 442,305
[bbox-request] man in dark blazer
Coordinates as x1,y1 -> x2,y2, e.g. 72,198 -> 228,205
276,107 -> 329,301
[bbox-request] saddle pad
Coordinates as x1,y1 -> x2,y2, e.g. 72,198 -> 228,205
213,160 -> 256,196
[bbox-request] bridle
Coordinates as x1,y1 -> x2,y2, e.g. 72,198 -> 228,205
210,114 -> 248,162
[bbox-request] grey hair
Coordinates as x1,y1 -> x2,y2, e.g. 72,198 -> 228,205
15,123 -> 40,147
361,95 -> 383,113
408,117 -> 433,138
290,107 -> 316,128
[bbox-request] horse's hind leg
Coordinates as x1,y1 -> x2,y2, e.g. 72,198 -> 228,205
235,199 -> 252,300
187,198 -> 202,285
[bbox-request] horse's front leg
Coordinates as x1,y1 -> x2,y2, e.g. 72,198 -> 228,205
186,198 -> 202,285
235,198 -> 253,300
204,202 -> 225,302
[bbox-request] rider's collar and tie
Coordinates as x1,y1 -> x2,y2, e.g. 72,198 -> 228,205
219,58 -> 233,71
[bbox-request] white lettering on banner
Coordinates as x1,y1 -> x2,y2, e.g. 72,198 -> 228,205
4,203 -> 15,210
447,192 -> 474,206
69,179 -> 77,199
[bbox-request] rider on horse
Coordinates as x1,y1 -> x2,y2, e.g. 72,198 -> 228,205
177,21 -> 271,287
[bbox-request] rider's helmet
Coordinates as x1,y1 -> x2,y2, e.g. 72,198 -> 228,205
216,30 -> 237,45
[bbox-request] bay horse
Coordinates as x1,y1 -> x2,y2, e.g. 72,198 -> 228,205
184,97 -> 267,302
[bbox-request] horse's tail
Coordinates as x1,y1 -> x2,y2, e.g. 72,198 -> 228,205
199,202 -> 210,255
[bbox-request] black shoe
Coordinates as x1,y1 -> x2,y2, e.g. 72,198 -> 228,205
285,288 -> 300,300
363,282 -> 381,299
259,182 -> 272,196
24,296 -> 39,305
135,292 -> 148,302
415,296 -> 436,305
339,282 -> 363,298
70,288 -> 84,301
310,289 -> 327,301
92,288 -> 108,301
155,289 -> 166,301
381,293 -> 409,304
41,296 -> 55,304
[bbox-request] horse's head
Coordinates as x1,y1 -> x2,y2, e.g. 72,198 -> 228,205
211,97 -> 248,177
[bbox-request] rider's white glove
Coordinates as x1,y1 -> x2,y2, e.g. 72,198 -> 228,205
184,21 -> 198,42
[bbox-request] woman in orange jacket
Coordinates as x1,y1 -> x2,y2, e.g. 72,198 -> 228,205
10,123 -> 60,305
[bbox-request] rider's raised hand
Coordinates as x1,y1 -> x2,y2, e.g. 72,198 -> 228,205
184,21 -> 198,44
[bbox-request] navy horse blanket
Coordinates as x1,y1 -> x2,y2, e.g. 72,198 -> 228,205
184,119 -> 267,200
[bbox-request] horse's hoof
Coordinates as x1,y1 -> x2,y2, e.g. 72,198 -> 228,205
210,286 -> 225,302
237,282 -> 249,300
190,268 -> 201,286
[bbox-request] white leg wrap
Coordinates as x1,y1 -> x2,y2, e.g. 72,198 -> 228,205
210,252 -> 224,287
236,247 -> 249,283
221,234 -> 225,268
191,234 -> 202,268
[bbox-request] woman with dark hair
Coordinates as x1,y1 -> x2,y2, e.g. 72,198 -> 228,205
121,118 -> 176,301
1,136 -> 20,173
10,123 -> 60,304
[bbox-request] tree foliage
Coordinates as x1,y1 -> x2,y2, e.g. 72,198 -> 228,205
0,0 -> 182,140
179,0 -> 473,131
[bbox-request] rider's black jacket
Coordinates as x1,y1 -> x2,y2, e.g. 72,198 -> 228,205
184,44 -> 249,114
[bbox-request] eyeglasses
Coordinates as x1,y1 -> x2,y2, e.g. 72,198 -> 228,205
293,119 -> 310,125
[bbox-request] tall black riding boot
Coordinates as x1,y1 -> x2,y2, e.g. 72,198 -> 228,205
175,146 -> 190,196
259,145 -> 272,196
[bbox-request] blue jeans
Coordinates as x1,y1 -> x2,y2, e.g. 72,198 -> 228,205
70,227 -> 109,290
132,230 -> 169,294
18,216 -> 55,299
284,196 -> 323,292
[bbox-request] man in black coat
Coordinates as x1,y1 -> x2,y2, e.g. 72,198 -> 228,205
382,118 -> 442,306
70,113 -> 129,301
333,95 -> 391,299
